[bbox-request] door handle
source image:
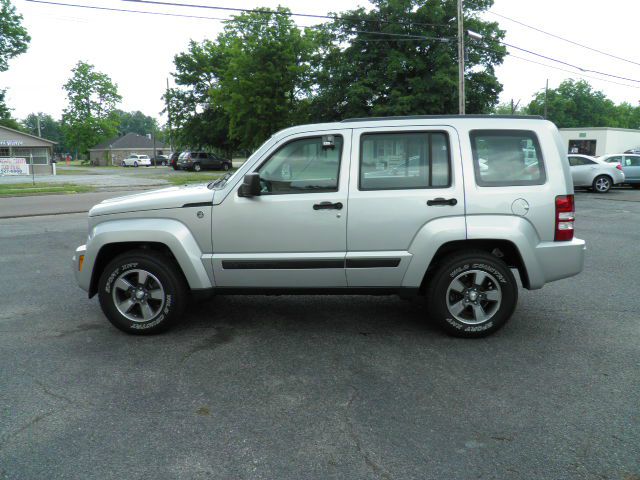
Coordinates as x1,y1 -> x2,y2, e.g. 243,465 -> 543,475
313,201 -> 343,210
427,197 -> 457,206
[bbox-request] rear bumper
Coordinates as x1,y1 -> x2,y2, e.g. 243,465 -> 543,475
528,238 -> 586,289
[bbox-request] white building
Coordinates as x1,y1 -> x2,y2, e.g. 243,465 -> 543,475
559,127 -> 640,157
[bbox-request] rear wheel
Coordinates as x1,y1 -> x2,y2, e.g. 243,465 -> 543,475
193,163 -> 201,172
121,161 -> 126,167
161,160 -> 167,166
134,161 -> 139,168
592,175 -> 611,193
425,251 -> 518,338
98,250 -> 188,334
222,163 -> 230,171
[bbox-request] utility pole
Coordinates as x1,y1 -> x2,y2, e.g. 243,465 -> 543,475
544,79 -> 549,119
36,115 -> 42,137
166,78 -> 174,153
457,0 -> 465,115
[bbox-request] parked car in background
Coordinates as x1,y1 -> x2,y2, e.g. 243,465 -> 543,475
177,151 -> 232,172
567,154 -> 624,193
624,148 -> 640,154
150,154 -> 169,166
121,154 -> 152,167
169,152 -> 181,170
600,153 -> 640,189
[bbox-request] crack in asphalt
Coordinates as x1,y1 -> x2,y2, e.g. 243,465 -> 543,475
344,386 -> 394,480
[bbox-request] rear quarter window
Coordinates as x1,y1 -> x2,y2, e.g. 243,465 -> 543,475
470,130 -> 546,187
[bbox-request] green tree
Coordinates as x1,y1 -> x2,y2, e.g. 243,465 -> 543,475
0,88 -> 22,130
61,61 -> 122,157
114,109 -> 160,137
0,0 -> 30,73
22,112 -> 66,150
310,0 -> 506,120
527,79 -> 617,128
169,7 -> 318,152
0,1 -> 30,129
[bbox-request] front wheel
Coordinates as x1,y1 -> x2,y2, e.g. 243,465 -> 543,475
161,161 -> 167,166
121,161 -> 126,167
133,161 -> 139,168
222,163 -> 230,171
592,175 -> 611,193
98,250 -> 188,334
193,163 -> 201,172
425,251 -> 518,338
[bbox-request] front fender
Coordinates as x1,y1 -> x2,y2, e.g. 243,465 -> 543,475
78,218 -> 213,294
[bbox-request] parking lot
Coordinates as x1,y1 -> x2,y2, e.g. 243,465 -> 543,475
0,190 -> 638,480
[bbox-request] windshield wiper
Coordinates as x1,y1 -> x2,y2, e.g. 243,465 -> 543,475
208,172 -> 233,189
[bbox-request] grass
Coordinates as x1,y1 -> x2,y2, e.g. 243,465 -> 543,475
145,171 -> 232,186
0,182 -> 94,197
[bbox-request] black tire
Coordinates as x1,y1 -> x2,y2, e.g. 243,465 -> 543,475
592,175 -> 611,193
222,163 -> 230,171
424,251 -> 518,338
134,161 -> 139,168
121,161 -> 126,167
161,161 -> 167,166
193,163 -> 201,172
98,250 -> 188,335
631,184 -> 640,189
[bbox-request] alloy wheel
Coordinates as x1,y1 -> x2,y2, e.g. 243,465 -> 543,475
111,269 -> 166,322
446,269 -> 502,325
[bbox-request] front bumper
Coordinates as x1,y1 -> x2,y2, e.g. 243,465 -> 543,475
72,244 -> 90,292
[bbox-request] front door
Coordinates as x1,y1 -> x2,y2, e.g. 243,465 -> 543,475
346,126 -> 465,287
211,130 -> 351,287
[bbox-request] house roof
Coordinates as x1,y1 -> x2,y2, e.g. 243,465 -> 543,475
0,124 -> 57,145
90,132 -> 168,151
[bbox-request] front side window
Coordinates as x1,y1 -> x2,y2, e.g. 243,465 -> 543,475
359,132 -> 451,190
470,130 -> 546,187
257,136 -> 343,194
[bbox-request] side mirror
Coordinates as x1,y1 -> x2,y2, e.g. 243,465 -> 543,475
238,172 -> 261,197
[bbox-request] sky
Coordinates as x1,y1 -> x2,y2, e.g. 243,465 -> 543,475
1,0 -> 639,125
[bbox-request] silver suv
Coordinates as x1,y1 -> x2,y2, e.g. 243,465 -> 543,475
72,116 -> 586,338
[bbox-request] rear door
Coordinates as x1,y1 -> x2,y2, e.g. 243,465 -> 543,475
346,126 -> 464,287
623,155 -> 640,182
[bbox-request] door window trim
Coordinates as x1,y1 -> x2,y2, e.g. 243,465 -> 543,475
357,130 -> 452,191
252,134 -> 345,195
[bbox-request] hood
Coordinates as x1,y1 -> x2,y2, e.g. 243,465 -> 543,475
89,183 -> 214,217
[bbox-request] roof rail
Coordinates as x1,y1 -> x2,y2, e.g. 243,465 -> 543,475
341,114 -> 545,123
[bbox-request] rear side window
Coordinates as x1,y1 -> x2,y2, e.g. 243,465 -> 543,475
359,132 -> 451,190
470,130 -> 546,187
624,156 -> 640,167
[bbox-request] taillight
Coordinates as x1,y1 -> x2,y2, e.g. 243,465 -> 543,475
555,195 -> 575,241
616,164 -> 623,171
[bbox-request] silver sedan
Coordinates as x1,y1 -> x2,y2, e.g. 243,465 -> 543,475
567,154 -> 625,193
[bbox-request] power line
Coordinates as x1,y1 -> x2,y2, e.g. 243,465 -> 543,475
26,0 -> 454,42
507,54 -> 640,90
25,0 -> 232,21
488,10 -> 640,68
122,0 -> 449,29
495,40 -> 640,84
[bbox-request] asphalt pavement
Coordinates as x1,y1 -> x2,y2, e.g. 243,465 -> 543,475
0,192 -> 638,480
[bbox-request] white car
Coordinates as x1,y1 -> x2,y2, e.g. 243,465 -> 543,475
121,154 -> 152,167
567,154 -> 624,193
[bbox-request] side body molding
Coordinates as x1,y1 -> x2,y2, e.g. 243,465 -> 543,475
402,216 -> 467,287
80,218 -> 213,293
